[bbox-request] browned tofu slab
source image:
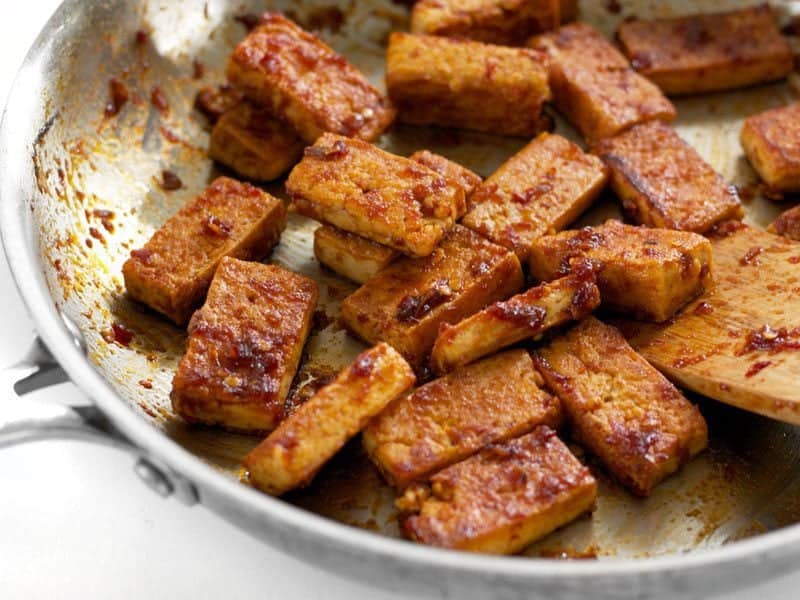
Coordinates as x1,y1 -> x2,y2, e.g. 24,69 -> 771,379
535,317 -> 708,496
411,0 -> 571,46
397,426 -> 596,554
618,5 -> 793,96
226,12 -> 395,143
209,101 -> 304,182
430,272 -> 600,374
409,150 -> 482,197
244,343 -> 415,495
195,84 -> 244,123
594,121 -> 744,232
340,225 -> 524,368
386,33 -> 551,137
364,350 -> 562,489
170,258 -> 318,433
621,222 -> 800,426
313,225 -> 399,285
462,132 -> 608,261
123,177 -> 287,325
769,204 -> 800,240
531,23 -> 676,142
529,220 -> 713,323
287,134 -> 465,257
741,103 -> 800,194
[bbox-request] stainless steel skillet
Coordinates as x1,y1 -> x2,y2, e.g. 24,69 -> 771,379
3,0 -> 800,598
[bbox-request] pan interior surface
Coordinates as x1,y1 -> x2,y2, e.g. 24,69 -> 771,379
22,0 -> 800,561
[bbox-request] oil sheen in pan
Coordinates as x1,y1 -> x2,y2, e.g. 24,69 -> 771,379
29,0 -> 800,559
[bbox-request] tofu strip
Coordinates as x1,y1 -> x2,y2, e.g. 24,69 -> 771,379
364,350 -> 562,489
534,317 -> 708,496
430,272 -> 600,374
170,258 -> 318,433
123,177 -> 286,325
398,426 -> 597,554
244,343 -> 415,496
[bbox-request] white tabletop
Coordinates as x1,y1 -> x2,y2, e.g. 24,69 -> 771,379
1,2 -> 798,599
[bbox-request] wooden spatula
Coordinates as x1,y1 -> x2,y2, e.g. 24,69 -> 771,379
620,222 -> 800,425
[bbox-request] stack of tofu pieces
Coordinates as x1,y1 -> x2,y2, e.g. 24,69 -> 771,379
122,1 -> 800,556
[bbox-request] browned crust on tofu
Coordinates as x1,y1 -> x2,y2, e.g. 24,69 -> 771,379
209,101 -> 304,182
534,317 -> 708,496
226,12 -> 395,143
531,23 -> 676,142
769,204 -> 800,240
533,22 -> 631,70
386,33 -> 551,137
398,426 -> 597,554
195,84 -> 244,124
741,103 -> 800,193
594,121 -> 744,232
530,220 -> 713,322
170,258 -> 318,433
409,150 -> 483,198
122,177 -> 287,325
313,225 -> 399,285
411,0 -> 568,46
364,350 -> 563,490
287,134 -> 465,257
430,272 -> 601,374
462,133 -> 608,261
617,5 -> 793,96
340,225 -> 524,369
244,343 -> 415,495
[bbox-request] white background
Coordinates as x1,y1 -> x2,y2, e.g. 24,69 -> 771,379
0,2 -> 798,599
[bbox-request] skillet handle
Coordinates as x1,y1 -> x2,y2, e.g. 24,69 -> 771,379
0,335 -> 198,505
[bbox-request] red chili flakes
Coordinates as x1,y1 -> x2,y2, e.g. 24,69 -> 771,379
103,322 -> 135,346
745,361 -> 773,378
203,215 -> 233,237
159,170 -> 183,191
693,301 -> 714,316
135,30 -> 148,46
150,85 -> 169,115
160,126 -> 180,144
739,246 -> 764,266
105,78 -> 129,118
605,0 -> 622,15
737,325 -> 800,356
139,379 -> 154,389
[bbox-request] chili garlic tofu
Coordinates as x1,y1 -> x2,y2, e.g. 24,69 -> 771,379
410,0 -> 575,46
769,204 -> 800,241
226,12 -> 395,143
531,23 -> 675,142
123,177 -> 287,325
530,220 -> 713,323
462,133 -> 608,261
244,343 -> 415,496
740,103 -> 800,195
430,272 -> 600,374
397,426 -> 596,554
313,225 -> 399,285
340,225 -> 523,369
209,102 -> 304,182
617,5 -> 793,96
386,33 -> 551,137
594,121 -> 744,232
288,134 -> 466,257
364,350 -> 562,489
171,258 -> 318,433
535,317 -> 708,496
409,150 -> 482,197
